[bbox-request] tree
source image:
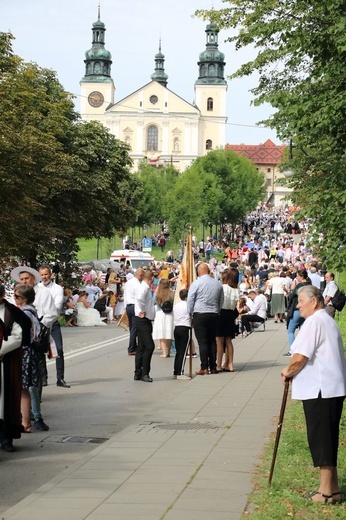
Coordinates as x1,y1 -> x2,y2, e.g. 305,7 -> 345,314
0,33 -> 138,264
165,149 -> 264,239
195,1 -> 346,269
192,149 -> 265,228
133,162 -> 179,228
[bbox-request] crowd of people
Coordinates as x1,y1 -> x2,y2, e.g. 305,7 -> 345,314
0,205 -> 345,505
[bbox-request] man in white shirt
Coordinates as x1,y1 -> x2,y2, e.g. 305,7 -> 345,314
322,272 -> 338,318
39,265 -> 70,388
241,289 -> 267,336
308,266 -> 322,289
124,268 -> 144,355
134,270 -> 155,382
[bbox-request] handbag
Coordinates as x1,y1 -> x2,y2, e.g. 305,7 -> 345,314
161,300 -> 173,314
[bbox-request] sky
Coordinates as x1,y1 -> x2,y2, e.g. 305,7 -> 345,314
2,0 -> 280,145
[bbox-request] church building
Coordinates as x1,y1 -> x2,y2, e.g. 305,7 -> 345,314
80,9 -> 228,172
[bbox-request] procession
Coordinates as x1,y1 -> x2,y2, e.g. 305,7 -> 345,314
1,0 -> 346,518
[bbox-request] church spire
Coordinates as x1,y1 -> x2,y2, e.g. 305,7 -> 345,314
150,39 -> 168,87
195,23 -> 226,85
81,6 -> 113,84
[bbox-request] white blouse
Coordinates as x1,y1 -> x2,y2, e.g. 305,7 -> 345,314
291,309 -> 346,400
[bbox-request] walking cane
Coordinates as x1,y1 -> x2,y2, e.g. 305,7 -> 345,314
268,379 -> 290,485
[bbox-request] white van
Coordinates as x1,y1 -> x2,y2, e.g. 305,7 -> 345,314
109,250 -> 154,271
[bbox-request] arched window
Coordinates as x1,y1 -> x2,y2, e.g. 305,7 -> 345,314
147,126 -> 158,151
206,139 -> 212,150
207,97 -> 213,111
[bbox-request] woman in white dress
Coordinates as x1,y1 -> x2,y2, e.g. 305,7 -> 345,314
76,291 -> 107,327
152,279 -> 174,357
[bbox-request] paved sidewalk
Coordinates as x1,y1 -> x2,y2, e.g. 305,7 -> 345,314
3,322 -> 290,520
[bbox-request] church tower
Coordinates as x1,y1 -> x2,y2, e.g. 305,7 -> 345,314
150,40 -> 168,87
194,23 -> 228,155
80,5 -> 115,121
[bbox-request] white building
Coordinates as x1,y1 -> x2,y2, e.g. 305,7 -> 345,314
80,9 -> 228,172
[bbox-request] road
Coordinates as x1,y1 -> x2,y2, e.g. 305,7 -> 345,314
0,323 -> 195,513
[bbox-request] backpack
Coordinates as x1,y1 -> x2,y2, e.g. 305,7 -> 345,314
161,300 -> 173,314
331,289 -> 346,312
27,309 -> 51,354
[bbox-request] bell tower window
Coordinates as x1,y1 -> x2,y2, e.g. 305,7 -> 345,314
147,126 -> 158,151
207,97 -> 213,111
206,139 -> 212,150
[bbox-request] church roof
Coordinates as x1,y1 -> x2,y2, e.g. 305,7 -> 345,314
226,139 -> 286,165
107,80 -> 200,114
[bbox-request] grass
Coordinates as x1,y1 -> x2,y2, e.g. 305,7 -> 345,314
242,271 -> 346,519
243,401 -> 346,519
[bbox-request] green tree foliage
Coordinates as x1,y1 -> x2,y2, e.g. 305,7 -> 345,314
166,149 -> 264,239
196,1 -> 346,269
133,162 -> 179,227
0,33 -> 138,263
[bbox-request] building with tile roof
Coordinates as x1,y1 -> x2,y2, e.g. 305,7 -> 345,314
226,139 -> 292,206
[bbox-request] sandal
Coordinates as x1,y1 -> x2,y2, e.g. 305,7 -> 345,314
307,491 -> 334,504
22,424 -> 31,433
331,492 -> 341,503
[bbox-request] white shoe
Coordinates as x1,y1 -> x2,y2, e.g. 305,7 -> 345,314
177,375 -> 191,380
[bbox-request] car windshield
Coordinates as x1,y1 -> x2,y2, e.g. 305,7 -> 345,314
131,259 -> 151,269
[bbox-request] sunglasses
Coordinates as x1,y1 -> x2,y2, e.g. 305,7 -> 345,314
14,294 -> 23,299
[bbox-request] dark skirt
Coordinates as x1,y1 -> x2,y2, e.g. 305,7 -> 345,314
303,393 -> 345,467
216,309 -> 238,339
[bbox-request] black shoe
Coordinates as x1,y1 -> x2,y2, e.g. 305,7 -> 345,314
134,373 -> 142,380
210,369 -> 219,374
141,375 -> 153,383
42,379 -> 48,387
283,352 -> 292,357
57,379 -> 70,388
1,441 -> 15,452
34,419 -> 49,431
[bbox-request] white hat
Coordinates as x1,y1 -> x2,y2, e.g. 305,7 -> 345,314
11,266 -> 42,284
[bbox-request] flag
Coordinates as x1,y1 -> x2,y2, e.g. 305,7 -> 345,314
174,229 -> 196,304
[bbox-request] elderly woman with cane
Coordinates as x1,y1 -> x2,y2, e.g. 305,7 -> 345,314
281,285 -> 346,504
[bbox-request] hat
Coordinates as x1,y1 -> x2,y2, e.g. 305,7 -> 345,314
11,266 -> 42,284
126,273 -> 134,281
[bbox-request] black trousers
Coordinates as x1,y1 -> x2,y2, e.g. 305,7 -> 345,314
193,313 -> 218,371
51,321 -> 64,380
303,394 -> 345,467
174,326 -> 190,376
134,317 -> 155,377
126,304 -> 137,353
241,314 -> 264,332
43,321 -> 64,381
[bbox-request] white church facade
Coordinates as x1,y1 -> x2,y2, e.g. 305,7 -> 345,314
80,10 -> 228,172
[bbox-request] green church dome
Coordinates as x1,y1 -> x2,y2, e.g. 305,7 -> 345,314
150,40 -> 168,87
81,7 -> 114,84
195,23 -> 226,85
